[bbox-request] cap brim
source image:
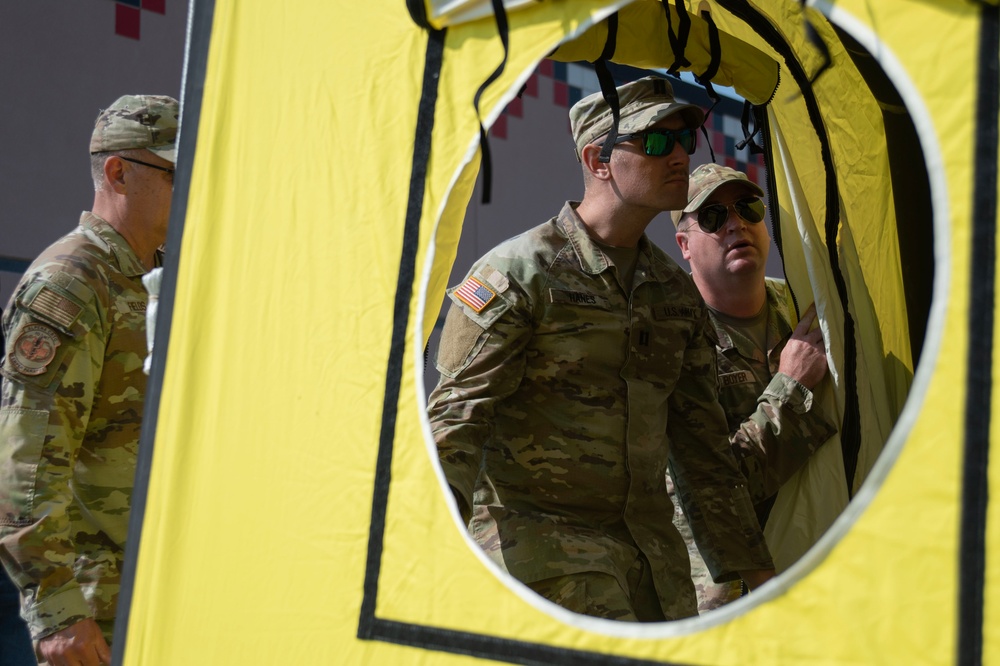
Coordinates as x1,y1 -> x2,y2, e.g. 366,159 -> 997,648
147,144 -> 177,165
684,179 -> 765,213
620,103 -> 705,134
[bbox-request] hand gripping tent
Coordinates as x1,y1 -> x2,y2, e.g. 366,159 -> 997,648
114,0 -> 998,664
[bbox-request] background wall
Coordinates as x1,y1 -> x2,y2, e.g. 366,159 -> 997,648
0,0 -> 189,305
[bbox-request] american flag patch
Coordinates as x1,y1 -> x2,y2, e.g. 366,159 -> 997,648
454,276 -> 497,313
28,286 -> 82,329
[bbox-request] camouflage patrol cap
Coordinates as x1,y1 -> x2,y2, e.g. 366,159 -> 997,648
569,76 -> 704,160
90,95 -> 180,163
670,163 -> 765,227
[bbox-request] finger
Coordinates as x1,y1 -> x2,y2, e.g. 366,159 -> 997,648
97,638 -> 112,664
794,305 -> 817,333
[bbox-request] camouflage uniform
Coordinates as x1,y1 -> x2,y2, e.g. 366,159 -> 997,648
428,202 -> 773,621
670,278 -> 837,611
0,212 -> 160,641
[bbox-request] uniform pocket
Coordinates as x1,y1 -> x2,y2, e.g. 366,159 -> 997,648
0,407 -> 48,527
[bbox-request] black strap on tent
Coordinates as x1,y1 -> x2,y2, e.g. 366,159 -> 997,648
472,0 -> 510,204
661,0 -> 692,74
696,9 -> 722,104
735,100 -> 765,154
695,9 -> 723,163
594,13 -> 621,164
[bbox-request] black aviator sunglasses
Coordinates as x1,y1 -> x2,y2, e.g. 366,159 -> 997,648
692,197 -> 766,233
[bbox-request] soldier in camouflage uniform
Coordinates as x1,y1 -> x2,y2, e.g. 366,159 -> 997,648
0,94 -> 179,665
670,163 -> 836,611
427,77 -> 775,623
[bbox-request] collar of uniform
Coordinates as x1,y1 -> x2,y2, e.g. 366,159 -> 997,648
80,211 -> 150,278
711,278 -> 792,362
556,201 -> 667,280
557,202 -> 610,275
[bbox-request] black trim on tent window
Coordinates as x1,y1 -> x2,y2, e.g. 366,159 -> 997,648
358,25 -> 447,636
111,0 -> 217,660
959,6 -> 998,666
715,0 -> 863,496
355,28 -> 696,666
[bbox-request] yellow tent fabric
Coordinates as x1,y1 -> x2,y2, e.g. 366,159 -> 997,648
116,0 -> 998,664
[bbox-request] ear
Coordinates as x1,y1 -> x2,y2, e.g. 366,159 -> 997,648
675,229 -> 692,261
580,143 -> 612,181
103,156 -> 128,194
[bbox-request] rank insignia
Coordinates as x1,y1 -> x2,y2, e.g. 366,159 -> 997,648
10,323 -> 61,376
454,276 -> 497,313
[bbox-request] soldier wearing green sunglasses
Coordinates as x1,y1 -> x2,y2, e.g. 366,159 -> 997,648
672,163 -> 837,613
429,77 -> 778,624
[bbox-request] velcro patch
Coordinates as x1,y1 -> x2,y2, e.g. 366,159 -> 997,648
26,286 -> 82,330
454,277 -> 496,313
481,266 -> 509,293
9,324 -> 61,376
720,370 -> 753,387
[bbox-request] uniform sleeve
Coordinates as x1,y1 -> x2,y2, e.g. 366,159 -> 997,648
731,372 -> 838,504
667,312 -> 773,583
0,278 -> 103,640
426,270 -> 533,520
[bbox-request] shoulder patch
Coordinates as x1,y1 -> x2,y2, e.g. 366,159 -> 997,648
454,276 -> 497,313
25,285 -> 83,329
9,323 -> 62,376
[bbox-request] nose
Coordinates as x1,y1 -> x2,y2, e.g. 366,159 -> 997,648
724,207 -> 747,231
667,140 -> 690,167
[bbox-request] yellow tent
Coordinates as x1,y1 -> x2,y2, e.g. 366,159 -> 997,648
114,0 -> 998,663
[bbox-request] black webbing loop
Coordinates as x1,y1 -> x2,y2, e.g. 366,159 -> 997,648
662,0 -> 692,74
695,7 -> 722,162
599,11 -> 619,61
696,9 -> 722,106
735,99 -> 765,154
699,123 -> 717,164
473,0 -> 510,204
594,63 -> 621,163
594,13 -> 621,164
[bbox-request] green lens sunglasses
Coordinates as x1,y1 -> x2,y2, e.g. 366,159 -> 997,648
610,128 -> 698,157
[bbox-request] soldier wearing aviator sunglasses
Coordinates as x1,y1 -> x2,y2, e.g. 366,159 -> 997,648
670,163 -> 837,613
